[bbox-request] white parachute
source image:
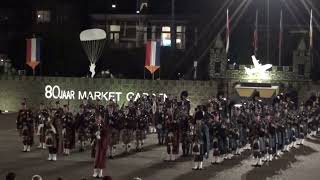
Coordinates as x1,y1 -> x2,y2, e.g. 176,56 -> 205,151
80,28 -> 107,78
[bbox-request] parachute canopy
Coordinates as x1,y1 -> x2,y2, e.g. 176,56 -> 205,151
80,28 -> 106,65
80,28 -> 107,41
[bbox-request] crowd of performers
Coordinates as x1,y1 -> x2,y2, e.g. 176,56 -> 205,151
16,91 -> 320,178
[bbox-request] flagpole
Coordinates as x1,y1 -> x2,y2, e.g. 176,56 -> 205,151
279,10 -> 283,66
254,10 -> 258,57
267,0 -> 270,64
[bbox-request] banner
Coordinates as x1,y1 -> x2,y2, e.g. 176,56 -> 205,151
145,40 -> 160,74
26,38 -> 41,71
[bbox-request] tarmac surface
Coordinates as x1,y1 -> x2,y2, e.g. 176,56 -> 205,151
1,113 -> 320,180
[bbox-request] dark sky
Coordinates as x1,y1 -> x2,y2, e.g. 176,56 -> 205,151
1,0 -> 320,78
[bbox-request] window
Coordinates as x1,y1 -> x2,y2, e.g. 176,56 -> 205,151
161,26 -> 171,46
110,25 -> 120,44
161,25 -> 186,48
176,26 -> 185,49
36,10 -> 50,23
298,64 -> 305,76
215,62 -> 221,74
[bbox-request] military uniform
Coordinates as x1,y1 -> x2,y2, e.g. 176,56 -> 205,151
121,109 -> 135,153
62,110 -> 75,155
164,111 -> 180,161
17,105 -> 34,152
192,117 -> 209,170
45,122 -> 58,161
106,107 -> 120,158
155,106 -> 166,145
75,106 -> 90,152
35,107 -> 50,149
135,110 -> 148,151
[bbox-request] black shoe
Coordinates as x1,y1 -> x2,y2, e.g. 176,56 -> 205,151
192,167 -> 199,170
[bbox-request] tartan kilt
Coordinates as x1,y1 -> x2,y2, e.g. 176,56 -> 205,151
110,128 -> 120,146
121,129 -> 133,144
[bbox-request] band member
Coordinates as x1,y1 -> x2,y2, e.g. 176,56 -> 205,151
192,114 -> 209,170
121,107 -> 135,153
92,113 -> 109,178
75,105 -> 90,152
53,101 -> 64,154
17,102 -> 34,152
45,120 -> 58,161
180,108 -> 192,156
164,106 -> 180,161
106,104 -> 120,158
36,103 -> 49,149
62,105 -> 75,155
155,104 -> 166,145
135,109 -> 147,151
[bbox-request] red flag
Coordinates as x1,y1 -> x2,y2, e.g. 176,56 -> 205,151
226,9 -> 230,54
310,9 -> 313,49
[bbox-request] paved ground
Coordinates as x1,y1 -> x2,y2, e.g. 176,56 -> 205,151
2,113 -> 320,180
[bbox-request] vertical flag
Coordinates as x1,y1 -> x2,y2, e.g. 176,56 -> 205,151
310,9 -> 313,49
145,40 -> 160,74
253,10 -> 259,56
26,38 -> 41,71
226,9 -> 230,54
278,10 -> 283,66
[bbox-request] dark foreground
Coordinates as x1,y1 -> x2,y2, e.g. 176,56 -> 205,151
1,113 -> 320,180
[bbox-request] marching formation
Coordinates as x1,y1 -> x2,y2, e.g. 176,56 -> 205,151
16,91 -> 320,178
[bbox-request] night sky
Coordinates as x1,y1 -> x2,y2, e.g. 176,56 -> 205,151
1,0 -> 320,79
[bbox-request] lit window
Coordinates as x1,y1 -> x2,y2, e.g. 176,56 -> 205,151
110,25 -> 120,44
177,26 -> 182,33
176,26 -> 185,49
110,25 -> 120,32
161,26 -> 171,46
36,10 -> 50,23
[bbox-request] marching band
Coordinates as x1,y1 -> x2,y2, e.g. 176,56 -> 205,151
15,91 -> 320,177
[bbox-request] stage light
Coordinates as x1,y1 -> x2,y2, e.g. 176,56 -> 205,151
112,4 -> 116,8
4,110 -> 8,113
136,10 -> 140,14
0,59 -> 3,62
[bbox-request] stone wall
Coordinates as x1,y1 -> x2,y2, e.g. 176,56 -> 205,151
1,75 -> 320,113
0,76 -> 218,112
